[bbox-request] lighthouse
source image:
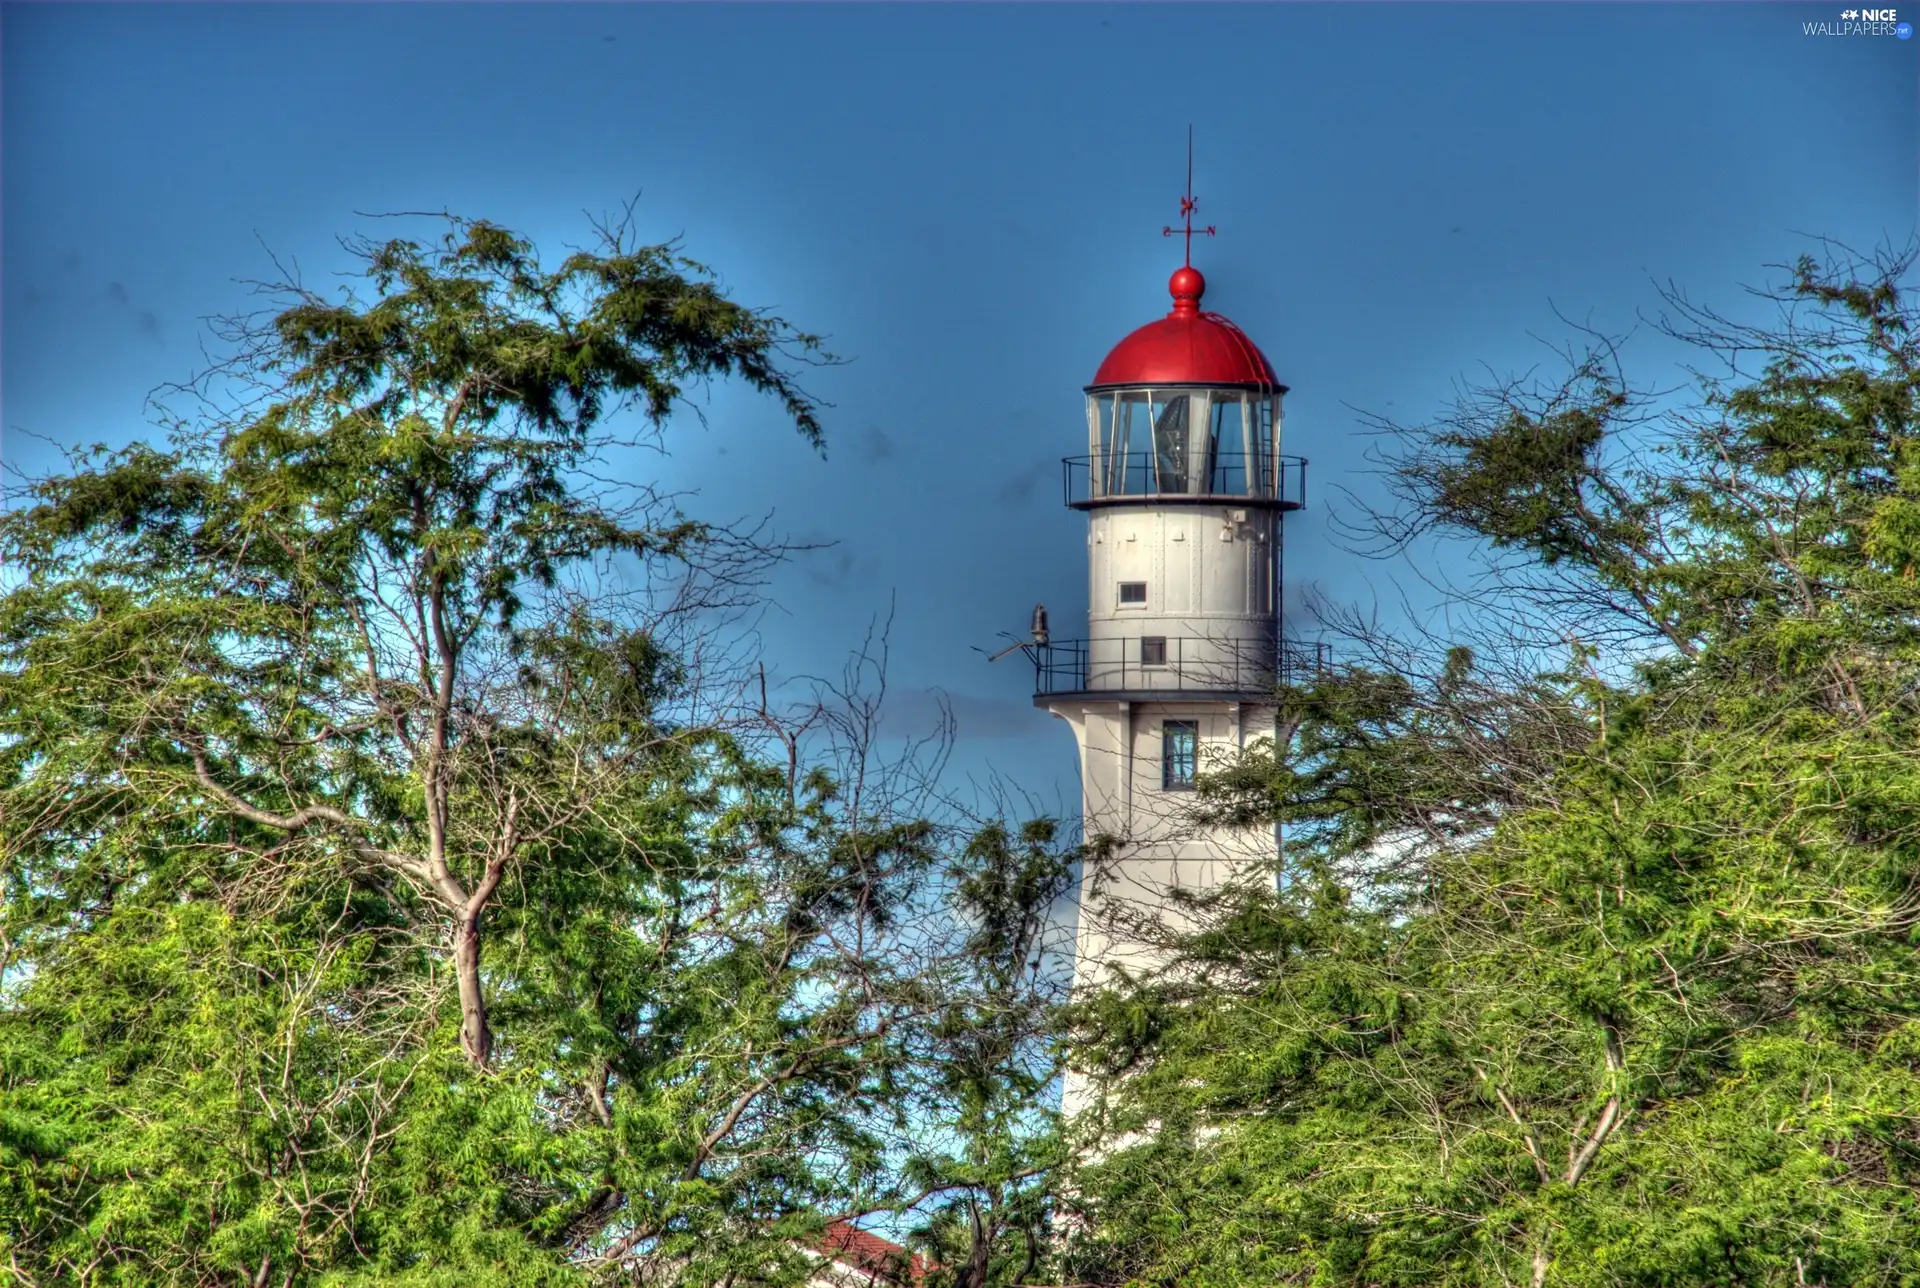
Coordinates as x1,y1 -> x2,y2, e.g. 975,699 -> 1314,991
1035,174 -> 1308,1121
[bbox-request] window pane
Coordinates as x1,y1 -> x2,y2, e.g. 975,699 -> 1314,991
1152,394 -> 1190,493
1141,636 -> 1167,665
1118,582 -> 1147,605
1114,394 -> 1154,495
1162,720 -> 1198,790
1208,394 -> 1247,494
1091,395 -> 1116,497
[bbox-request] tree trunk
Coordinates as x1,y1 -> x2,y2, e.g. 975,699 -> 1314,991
454,916 -> 492,1068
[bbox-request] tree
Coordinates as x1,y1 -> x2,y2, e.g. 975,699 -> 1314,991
0,210 -> 1070,1287
903,817 -> 1073,1288
1062,244 -> 1920,1287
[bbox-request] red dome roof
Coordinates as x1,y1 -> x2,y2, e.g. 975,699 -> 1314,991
1090,267 -> 1281,390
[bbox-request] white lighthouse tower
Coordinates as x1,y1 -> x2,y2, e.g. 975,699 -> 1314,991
1035,183 -> 1308,1121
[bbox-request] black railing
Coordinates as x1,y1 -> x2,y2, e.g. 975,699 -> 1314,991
1062,452 -> 1307,509
1034,636 -> 1333,697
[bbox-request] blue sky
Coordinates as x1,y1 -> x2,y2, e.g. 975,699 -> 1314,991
5,2 -> 1917,812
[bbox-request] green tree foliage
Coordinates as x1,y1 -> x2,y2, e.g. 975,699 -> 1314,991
1064,246 -> 1920,1287
905,819 -> 1072,1288
0,213 -> 1067,1287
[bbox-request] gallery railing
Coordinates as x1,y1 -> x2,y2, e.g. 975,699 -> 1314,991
1061,452 -> 1308,509
1034,636 -> 1333,697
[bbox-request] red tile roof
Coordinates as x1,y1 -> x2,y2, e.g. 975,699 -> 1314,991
815,1220 -> 933,1287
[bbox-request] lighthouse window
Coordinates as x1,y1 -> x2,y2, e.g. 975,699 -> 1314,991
1140,636 -> 1167,666
1117,582 -> 1148,606
1091,395 -> 1117,497
1162,721 -> 1199,791
1208,395 -> 1249,495
1112,395 -> 1157,496
1151,395 -> 1191,493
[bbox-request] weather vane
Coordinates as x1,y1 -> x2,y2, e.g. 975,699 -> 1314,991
1162,125 -> 1215,267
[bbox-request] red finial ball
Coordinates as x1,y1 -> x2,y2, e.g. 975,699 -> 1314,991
1169,265 -> 1206,312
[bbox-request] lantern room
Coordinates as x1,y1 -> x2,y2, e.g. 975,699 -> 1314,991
1065,266 -> 1304,509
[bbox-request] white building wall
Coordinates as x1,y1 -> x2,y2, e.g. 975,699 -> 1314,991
1086,504 -> 1276,641
1049,698 -> 1280,1122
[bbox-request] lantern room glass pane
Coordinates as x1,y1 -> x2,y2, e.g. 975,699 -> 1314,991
1152,395 -> 1191,493
1112,394 -> 1156,495
1208,394 -> 1247,495
1090,394 -> 1116,498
